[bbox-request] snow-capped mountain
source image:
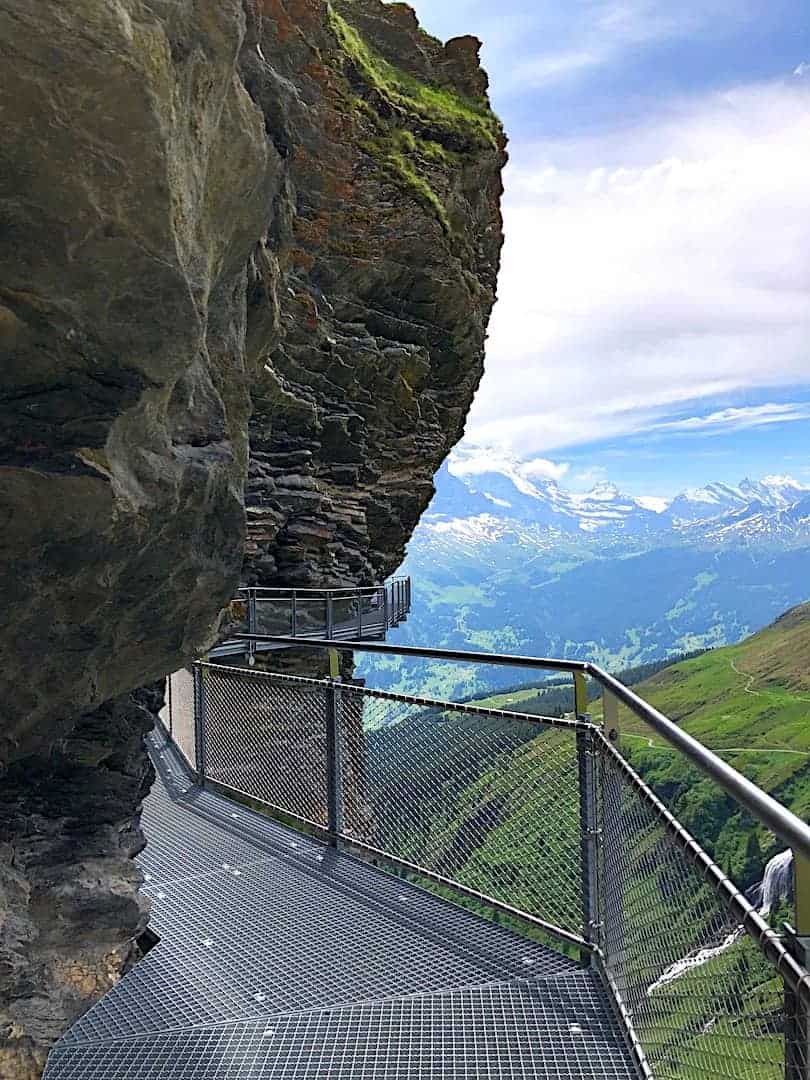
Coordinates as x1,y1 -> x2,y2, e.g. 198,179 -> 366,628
366,458 -> 810,698
433,461 -> 670,538
683,492 -> 810,546
669,476 -> 809,522
428,457 -> 810,547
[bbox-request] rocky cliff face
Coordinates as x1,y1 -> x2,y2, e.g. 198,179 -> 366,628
0,1 -> 504,1074
243,0 -> 506,587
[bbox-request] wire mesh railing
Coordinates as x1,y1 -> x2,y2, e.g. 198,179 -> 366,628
161,654 -> 810,1080
336,685 -> 588,944
596,733 -> 807,1080
200,664 -> 331,830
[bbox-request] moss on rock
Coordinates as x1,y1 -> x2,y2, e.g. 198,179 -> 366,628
328,5 -> 503,150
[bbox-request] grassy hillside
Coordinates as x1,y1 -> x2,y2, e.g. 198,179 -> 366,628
458,604 -> 810,880
597,602 -> 810,875
617,600 -> 810,743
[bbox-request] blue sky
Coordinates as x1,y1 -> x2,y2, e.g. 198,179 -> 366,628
409,0 -> 810,498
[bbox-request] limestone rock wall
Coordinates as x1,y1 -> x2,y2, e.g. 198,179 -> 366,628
0,1 -> 505,1073
0,689 -> 159,1080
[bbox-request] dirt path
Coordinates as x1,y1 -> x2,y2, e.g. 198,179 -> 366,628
621,731 -> 810,758
730,657 -> 810,703
730,657 -> 760,696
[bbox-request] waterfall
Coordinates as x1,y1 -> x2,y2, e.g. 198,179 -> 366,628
755,848 -> 794,917
647,849 -> 794,996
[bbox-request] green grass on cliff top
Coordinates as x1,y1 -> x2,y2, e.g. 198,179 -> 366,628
328,5 -> 503,150
604,601 -> 810,816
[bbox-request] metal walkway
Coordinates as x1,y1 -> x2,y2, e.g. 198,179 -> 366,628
213,580 -> 411,659
44,727 -> 637,1080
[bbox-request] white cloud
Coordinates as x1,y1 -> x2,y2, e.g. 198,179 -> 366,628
656,403 -> 810,435
521,457 -> 571,481
465,80 -> 810,455
795,62 -> 810,77
448,446 -> 570,491
448,448 -> 517,478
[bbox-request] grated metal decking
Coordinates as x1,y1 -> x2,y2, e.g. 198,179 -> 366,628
44,727 -> 638,1079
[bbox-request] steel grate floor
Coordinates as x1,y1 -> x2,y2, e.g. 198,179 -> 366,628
44,726 -> 638,1079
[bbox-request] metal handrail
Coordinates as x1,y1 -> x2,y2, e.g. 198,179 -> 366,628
217,579 -> 411,657
230,634 -> 810,865
235,579 -> 409,598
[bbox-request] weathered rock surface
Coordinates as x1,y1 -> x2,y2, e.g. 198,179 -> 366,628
0,2 -> 283,1072
0,0 -> 281,756
242,0 -> 507,587
0,0 -> 505,1073
0,688 -> 158,1080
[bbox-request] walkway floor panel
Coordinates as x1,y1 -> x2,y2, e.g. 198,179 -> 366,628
44,730 -> 637,1079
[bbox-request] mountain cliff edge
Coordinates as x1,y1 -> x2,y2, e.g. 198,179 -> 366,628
0,2 -> 506,1074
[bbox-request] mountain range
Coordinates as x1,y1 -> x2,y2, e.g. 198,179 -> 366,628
361,457 -> 810,698
426,462 -> 810,546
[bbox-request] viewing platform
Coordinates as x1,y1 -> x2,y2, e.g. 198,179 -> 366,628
44,727 -> 635,1080
212,578 -> 411,659
43,600 -> 810,1080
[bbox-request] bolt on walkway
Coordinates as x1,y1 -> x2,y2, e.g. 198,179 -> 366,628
44,726 -> 637,1079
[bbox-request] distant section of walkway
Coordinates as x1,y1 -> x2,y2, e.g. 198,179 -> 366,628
44,727 -> 635,1080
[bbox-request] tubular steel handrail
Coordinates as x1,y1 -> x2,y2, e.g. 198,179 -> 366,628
232,634 -> 810,868
245,580 -> 409,596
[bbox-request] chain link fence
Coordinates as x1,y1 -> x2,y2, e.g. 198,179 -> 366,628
198,663 -> 331,829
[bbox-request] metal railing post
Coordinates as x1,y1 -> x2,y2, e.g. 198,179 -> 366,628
598,688 -> 628,1004
577,726 -> 600,963
167,672 -> 173,738
326,593 -> 334,639
248,589 -> 257,664
193,663 -> 208,787
325,669 -> 344,849
383,584 -> 390,630
604,685 -> 621,745
795,851 -> 810,939
292,590 -> 298,637
786,855 -> 810,1079
574,671 -> 588,719
356,589 -> 363,638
